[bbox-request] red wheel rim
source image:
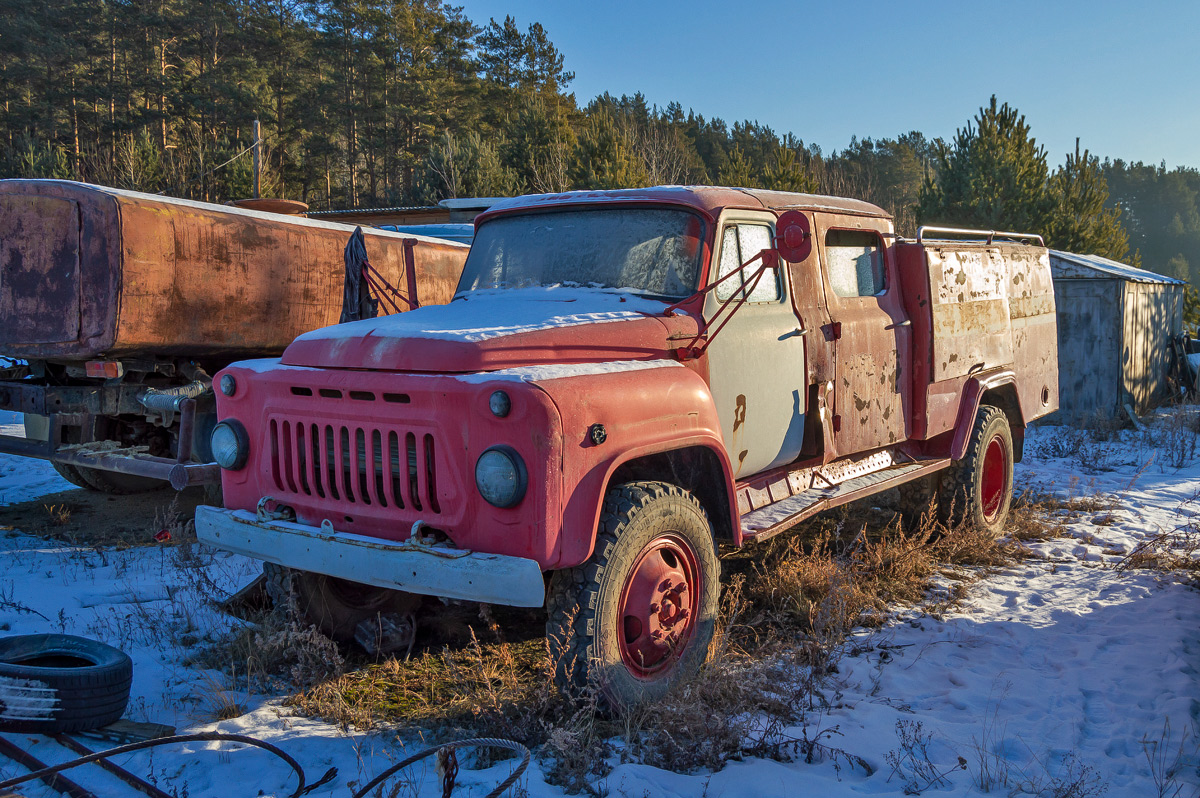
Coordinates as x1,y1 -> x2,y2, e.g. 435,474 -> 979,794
980,434 -> 1009,523
617,534 -> 702,678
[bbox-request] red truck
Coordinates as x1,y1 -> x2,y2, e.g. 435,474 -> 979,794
195,186 -> 1058,707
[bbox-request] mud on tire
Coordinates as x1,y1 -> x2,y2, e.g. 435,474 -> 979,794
546,481 -> 720,710
0,634 -> 132,733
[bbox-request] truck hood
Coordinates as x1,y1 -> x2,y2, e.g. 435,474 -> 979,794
281,287 -> 700,373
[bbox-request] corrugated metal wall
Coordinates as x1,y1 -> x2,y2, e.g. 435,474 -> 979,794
1122,281 -> 1185,413
1053,279 -> 1123,423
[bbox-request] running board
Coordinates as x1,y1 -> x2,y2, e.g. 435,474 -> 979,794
739,458 -> 950,542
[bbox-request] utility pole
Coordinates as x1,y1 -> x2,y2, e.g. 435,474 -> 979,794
252,119 -> 261,199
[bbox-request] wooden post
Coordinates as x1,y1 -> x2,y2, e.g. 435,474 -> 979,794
252,119 -> 261,199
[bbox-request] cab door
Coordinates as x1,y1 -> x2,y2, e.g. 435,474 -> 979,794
818,216 -> 911,454
703,212 -> 808,479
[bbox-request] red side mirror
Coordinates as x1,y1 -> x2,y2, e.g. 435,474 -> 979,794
776,210 -> 812,263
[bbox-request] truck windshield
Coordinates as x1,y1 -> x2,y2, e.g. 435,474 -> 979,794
456,208 -> 706,299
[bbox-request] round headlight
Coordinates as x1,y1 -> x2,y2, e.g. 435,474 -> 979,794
219,373 -> 237,397
489,390 -> 511,418
475,445 -> 527,508
211,420 -> 249,470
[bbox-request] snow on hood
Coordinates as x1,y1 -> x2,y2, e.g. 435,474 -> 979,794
295,286 -> 673,344
282,286 -> 694,373
455,358 -> 683,384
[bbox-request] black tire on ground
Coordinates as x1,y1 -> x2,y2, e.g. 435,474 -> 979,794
896,474 -> 940,529
0,634 -> 132,733
938,404 -> 1014,535
51,461 -> 94,490
21,416 -> 93,490
75,466 -> 167,495
262,563 -> 421,643
546,481 -> 721,710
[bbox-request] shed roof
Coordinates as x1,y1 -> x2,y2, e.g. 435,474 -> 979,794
1049,250 -> 1186,285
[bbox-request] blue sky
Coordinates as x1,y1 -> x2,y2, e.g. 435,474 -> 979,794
453,0 -> 1200,170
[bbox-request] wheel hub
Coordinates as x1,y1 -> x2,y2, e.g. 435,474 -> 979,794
618,536 -> 700,677
980,434 -> 1009,522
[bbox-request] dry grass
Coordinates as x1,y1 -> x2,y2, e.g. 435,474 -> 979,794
42,502 -> 71,525
271,493 -> 1066,792
192,586 -> 346,693
1118,489 -> 1200,582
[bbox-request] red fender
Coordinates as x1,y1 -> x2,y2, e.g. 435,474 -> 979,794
950,369 -> 1023,461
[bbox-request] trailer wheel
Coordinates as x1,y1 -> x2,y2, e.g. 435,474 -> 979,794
0,634 -> 132,733
939,405 -> 1014,535
547,481 -> 720,710
74,467 -> 166,495
263,563 -> 421,644
74,416 -> 167,495
50,462 -> 93,489
21,416 -> 93,490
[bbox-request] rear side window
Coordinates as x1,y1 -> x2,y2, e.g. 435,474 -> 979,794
714,223 -> 780,303
826,229 -> 886,297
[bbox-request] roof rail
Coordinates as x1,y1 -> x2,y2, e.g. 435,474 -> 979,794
916,225 -> 1044,246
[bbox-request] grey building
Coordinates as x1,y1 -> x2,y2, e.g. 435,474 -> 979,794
1049,250 -> 1186,423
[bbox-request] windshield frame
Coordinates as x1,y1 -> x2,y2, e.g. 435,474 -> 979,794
454,203 -> 711,301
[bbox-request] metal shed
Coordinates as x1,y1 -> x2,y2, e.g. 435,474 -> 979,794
1049,250 -> 1186,423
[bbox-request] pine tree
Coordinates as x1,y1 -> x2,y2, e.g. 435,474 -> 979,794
569,110 -> 647,190
761,145 -> 817,193
918,96 -> 1053,234
1046,140 -> 1132,262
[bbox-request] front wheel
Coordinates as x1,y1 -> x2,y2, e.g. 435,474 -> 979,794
263,563 -> 420,643
547,481 -> 720,709
939,405 -> 1014,535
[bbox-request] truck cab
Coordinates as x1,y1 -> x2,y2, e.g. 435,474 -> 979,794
196,186 -> 1058,707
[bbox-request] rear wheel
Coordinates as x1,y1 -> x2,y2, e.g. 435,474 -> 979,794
547,481 -> 720,709
939,405 -> 1014,535
263,563 -> 421,643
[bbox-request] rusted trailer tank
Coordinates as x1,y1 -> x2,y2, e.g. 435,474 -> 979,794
0,179 -> 468,492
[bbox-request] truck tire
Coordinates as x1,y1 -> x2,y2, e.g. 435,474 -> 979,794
263,563 -> 421,644
938,405 -> 1014,535
547,481 -> 720,710
896,474 -> 939,530
21,415 -> 92,489
51,462 -> 93,489
0,634 -> 132,733
75,467 -> 166,495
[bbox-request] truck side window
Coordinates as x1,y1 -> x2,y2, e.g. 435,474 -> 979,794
714,223 -> 780,303
826,229 -> 885,297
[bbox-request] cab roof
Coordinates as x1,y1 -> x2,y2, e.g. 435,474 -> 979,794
479,185 -> 890,223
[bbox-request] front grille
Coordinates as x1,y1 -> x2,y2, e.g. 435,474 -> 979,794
268,419 -> 441,513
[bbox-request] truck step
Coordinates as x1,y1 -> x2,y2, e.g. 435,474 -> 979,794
740,458 -> 949,542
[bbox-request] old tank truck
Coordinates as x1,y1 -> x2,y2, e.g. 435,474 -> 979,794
0,180 -> 467,493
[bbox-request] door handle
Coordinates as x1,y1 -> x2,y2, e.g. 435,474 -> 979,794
886,319 -> 911,330
780,327 -> 809,340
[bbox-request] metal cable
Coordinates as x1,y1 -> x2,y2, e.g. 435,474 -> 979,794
351,737 -> 530,798
0,732 -> 333,798
0,731 -> 528,798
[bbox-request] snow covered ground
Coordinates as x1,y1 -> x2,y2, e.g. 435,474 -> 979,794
0,411 -> 1197,797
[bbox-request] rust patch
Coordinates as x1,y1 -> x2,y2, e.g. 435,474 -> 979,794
0,194 -> 82,345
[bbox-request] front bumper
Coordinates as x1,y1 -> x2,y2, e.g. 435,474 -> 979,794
194,505 -> 546,607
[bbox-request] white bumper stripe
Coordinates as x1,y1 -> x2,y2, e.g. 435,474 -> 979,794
194,505 -> 546,608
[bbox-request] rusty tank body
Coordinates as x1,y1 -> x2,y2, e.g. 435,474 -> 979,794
0,179 -> 469,492
0,179 -> 465,359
